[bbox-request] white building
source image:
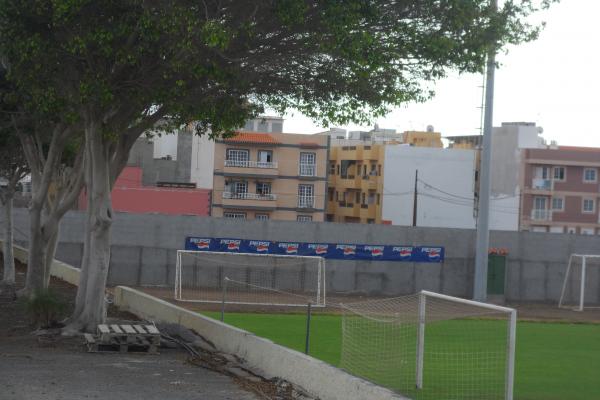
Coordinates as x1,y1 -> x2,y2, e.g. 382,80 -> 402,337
382,146 -> 477,229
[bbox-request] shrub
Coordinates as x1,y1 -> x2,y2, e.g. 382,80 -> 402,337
24,289 -> 67,329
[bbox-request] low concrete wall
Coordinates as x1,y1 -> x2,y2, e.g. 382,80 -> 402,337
0,240 -> 80,286
114,286 -> 406,400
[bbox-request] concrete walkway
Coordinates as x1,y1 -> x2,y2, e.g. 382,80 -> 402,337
0,336 -> 258,400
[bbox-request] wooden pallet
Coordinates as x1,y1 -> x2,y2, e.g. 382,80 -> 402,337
84,324 -> 160,354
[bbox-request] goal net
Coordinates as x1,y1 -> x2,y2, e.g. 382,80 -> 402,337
558,254 -> 600,311
174,250 -> 326,307
340,290 -> 516,400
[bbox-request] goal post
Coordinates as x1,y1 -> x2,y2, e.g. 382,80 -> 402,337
340,290 -> 517,400
174,250 -> 326,307
559,254 -> 600,311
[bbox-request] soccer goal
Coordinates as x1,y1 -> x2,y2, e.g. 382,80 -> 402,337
174,250 -> 326,307
340,290 -> 516,400
558,254 -> 600,311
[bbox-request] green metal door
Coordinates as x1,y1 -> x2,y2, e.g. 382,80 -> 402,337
487,255 -> 506,295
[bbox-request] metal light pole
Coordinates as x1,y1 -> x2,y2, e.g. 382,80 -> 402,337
473,0 -> 498,302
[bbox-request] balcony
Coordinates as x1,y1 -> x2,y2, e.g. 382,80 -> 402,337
299,164 -> 316,177
223,192 -> 276,201
531,209 -> 552,221
298,196 -> 315,209
223,159 -> 278,178
224,160 -> 278,169
222,191 -> 277,209
531,179 -> 552,191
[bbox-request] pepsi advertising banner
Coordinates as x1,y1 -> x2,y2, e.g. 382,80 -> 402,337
185,237 -> 444,263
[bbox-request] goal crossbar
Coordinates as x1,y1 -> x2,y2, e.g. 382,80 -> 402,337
175,250 -> 326,307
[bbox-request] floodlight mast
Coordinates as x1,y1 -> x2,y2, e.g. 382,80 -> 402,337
474,0 -> 498,302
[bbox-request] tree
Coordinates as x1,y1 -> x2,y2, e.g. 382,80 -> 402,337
0,0 -> 555,331
0,131 -> 28,288
0,66 -> 85,297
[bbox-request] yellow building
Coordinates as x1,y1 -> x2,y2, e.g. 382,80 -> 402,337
211,132 -> 329,222
402,130 -> 443,148
326,143 -> 386,224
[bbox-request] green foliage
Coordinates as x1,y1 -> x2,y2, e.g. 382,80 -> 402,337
0,0 -> 558,135
24,289 -> 67,328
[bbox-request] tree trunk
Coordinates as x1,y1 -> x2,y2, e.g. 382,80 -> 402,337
23,205 -> 46,295
43,224 -> 59,288
71,182 -> 93,321
2,195 -> 15,285
70,121 -> 113,332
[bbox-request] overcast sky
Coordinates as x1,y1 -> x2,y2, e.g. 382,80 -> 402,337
279,0 -> 599,147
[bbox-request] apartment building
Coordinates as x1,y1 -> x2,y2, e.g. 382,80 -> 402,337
521,146 -> 600,234
326,143 -> 386,223
211,132 -> 329,222
402,127 -> 443,148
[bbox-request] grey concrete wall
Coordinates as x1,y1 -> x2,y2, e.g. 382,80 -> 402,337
5,207 -> 600,303
127,130 -> 194,186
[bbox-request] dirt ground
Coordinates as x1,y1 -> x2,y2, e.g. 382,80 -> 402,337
0,260 -> 264,400
139,285 -> 600,323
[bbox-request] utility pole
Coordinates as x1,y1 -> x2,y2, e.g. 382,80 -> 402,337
412,169 -> 418,227
473,0 -> 498,302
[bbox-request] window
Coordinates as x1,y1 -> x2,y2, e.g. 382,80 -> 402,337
299,152 -> 316,176
370,164 -> 377,176
336,164 -> 340,175
363,165 -> 367,176
328,188 -> 334,202
257,150 -> 273,165
553,166 -> 565,181
583,198 -> 595,213
297,215 -> 313,222
533,196 -> 547,210
584,168 -> 597,182
361,192 -> 366,204
225,181 -> 248,198
256,182 -> 271,195
378,165 -> 382,176
226,149 -> 249,166
255,213 -> 269,221
355,191 -> 360,203
535,166 -> 550,180
329,162 -> 336,175
224,212 -> 246,219
551,197 -> 564,211
298,184 -> 314,208
368,192 -> 376,205
376,193 -> 381,205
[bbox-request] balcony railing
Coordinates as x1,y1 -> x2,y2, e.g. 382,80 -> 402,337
224,160 -> 278,169
531,178 -> 552,190
299,163 -> 316,177
223,192 -> 277,201
531,209 -> 552,220
298,196 -> 315,208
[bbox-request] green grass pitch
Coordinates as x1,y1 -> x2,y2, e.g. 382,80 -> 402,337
202,311 -> 600,400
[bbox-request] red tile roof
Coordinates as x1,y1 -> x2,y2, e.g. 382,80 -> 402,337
223,132 -> 280,145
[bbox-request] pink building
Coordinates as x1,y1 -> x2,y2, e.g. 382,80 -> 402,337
521,146 -> 600,234
78,166 -> 211,216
